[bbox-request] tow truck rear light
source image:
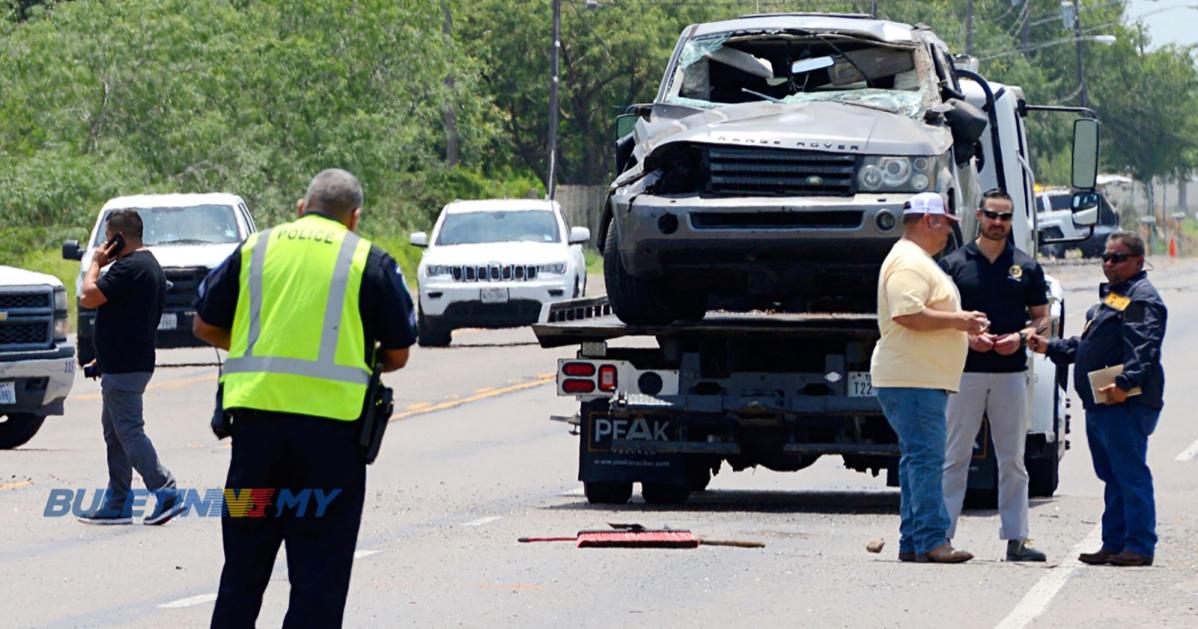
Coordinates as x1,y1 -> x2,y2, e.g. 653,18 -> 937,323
561,362 -> 596,377
562,379 -> 596,394
598,365 -> 618,392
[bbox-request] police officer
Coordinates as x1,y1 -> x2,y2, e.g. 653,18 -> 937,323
938,189 -> 1050,562
193,169 -> 417,626
1030,232 -> 1167,567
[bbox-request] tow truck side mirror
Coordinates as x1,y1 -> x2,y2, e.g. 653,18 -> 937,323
61,240 -> 82,261
409,232 -> 429,247
1071,118 -> 1100,191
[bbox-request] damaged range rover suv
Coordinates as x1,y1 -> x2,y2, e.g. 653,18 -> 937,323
602,14 -> 988,324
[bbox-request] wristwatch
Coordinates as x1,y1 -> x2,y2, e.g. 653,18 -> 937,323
1018,330 -> 1029,350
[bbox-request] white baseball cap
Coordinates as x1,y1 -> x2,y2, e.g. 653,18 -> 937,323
902,192 -> 959,221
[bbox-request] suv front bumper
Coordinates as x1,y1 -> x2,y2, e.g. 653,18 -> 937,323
610,192 -> 936,309
420,279 -> 576,328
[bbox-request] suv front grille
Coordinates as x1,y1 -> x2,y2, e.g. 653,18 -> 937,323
164,267 -> 208,309
705,147 -> 857,196
450,264 -> 539,282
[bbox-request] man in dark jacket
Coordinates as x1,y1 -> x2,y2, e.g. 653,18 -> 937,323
1030,232 -> 1166,567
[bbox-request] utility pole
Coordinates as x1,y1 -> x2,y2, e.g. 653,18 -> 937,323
965,0 -> 974,56
441,0 -> 459,168
870,1 -> 877,18
547,0 -> 561,199
1072,0 -> 1088,108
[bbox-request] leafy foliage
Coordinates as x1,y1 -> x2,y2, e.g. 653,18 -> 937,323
0,0 -> 1195,261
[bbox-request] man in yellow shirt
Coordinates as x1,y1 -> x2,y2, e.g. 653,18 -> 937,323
871,192 -> 989,564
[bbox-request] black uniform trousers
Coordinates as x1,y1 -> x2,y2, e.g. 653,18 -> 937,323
211,410 -> 366,629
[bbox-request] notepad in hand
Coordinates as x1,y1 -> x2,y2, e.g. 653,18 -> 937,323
1087,364 -> 1142,405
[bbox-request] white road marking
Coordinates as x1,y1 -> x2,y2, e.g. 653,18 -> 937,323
993,524 -> 1102,629
353,549 -> 381,559
562,487 -> 585,497
1174,438 -> 1198,462
462,516 -> 502,527
158,594 -> 217,609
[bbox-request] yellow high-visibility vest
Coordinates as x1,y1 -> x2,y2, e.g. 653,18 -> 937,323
222,214 -> 372,420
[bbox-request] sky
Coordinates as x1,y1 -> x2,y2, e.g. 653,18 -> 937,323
1126,0 -> 1198,49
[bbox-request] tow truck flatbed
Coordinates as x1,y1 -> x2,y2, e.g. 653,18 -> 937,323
533,297 -> 878,348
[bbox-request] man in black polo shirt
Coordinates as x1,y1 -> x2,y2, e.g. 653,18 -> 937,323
938,189 -> 1050,562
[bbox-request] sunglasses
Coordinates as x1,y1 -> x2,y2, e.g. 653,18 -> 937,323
981,209 -> 1014,221
1101,252 -> 1134,263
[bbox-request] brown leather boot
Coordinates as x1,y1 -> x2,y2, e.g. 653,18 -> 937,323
1107,551 -> 1153,567
1078,548 -> 1118,565
916,543 -> 973,563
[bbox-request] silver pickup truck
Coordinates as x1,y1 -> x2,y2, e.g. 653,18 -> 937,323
0,265 -> 75,449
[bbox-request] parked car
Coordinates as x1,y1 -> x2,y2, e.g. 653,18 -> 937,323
62,193 -> 257,365
410,199 -> 590,347
0,265 -> 75,448
1036,188 -> 1119,258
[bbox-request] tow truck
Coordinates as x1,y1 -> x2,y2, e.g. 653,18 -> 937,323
533,29 -> 1101,505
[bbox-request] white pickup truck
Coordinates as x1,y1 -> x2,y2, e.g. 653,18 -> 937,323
61,193 -> 257,365
0,265 -> 75,449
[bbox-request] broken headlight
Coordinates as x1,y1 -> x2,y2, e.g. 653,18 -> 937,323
857,154 -> 944,193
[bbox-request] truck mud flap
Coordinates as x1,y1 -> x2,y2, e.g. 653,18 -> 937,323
579,407 -> 686,485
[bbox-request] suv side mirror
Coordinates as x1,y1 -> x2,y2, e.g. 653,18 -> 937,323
568,226 -> 591,245
1071,191 -> 1100,227
1071,118 -> 1100,191
62,240 -> 82,261
615,113 -> 638,140
409,232 -> 429,247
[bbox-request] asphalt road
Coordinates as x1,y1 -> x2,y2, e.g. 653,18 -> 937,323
2,260 -> 1197,628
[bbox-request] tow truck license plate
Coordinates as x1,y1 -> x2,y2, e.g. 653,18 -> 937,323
157,313 -> 178,330
480,288 -> 509,303
0,381 -> 15,405
848,372 -> 874,397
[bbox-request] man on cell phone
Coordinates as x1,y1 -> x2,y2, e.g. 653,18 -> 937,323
77,209 -> 183,526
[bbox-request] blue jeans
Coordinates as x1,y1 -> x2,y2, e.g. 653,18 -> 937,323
1085,403 -> 1160,556
876,387 -> 951,555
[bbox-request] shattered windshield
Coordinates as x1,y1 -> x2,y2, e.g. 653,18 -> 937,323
664,33 -> 929,118
94,205 -> 241,247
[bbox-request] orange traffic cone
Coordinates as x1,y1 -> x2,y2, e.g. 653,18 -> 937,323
1169,236 -> 1177,257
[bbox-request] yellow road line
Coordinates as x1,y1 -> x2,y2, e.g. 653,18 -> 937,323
390,376 -> 553,422
0,480 -> 33,491
75,373 -> 218,401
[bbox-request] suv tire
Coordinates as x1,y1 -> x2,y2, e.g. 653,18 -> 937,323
417,310 -> 452,347
603,217 -> 697,324
0,413 -> 46,449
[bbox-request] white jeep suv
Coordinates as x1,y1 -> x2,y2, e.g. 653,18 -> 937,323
411,199 -> 589,346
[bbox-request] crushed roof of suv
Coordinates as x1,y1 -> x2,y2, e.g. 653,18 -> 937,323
690,14 -> 920,44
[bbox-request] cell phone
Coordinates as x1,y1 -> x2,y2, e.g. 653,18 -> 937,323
106,232 -> 126,255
